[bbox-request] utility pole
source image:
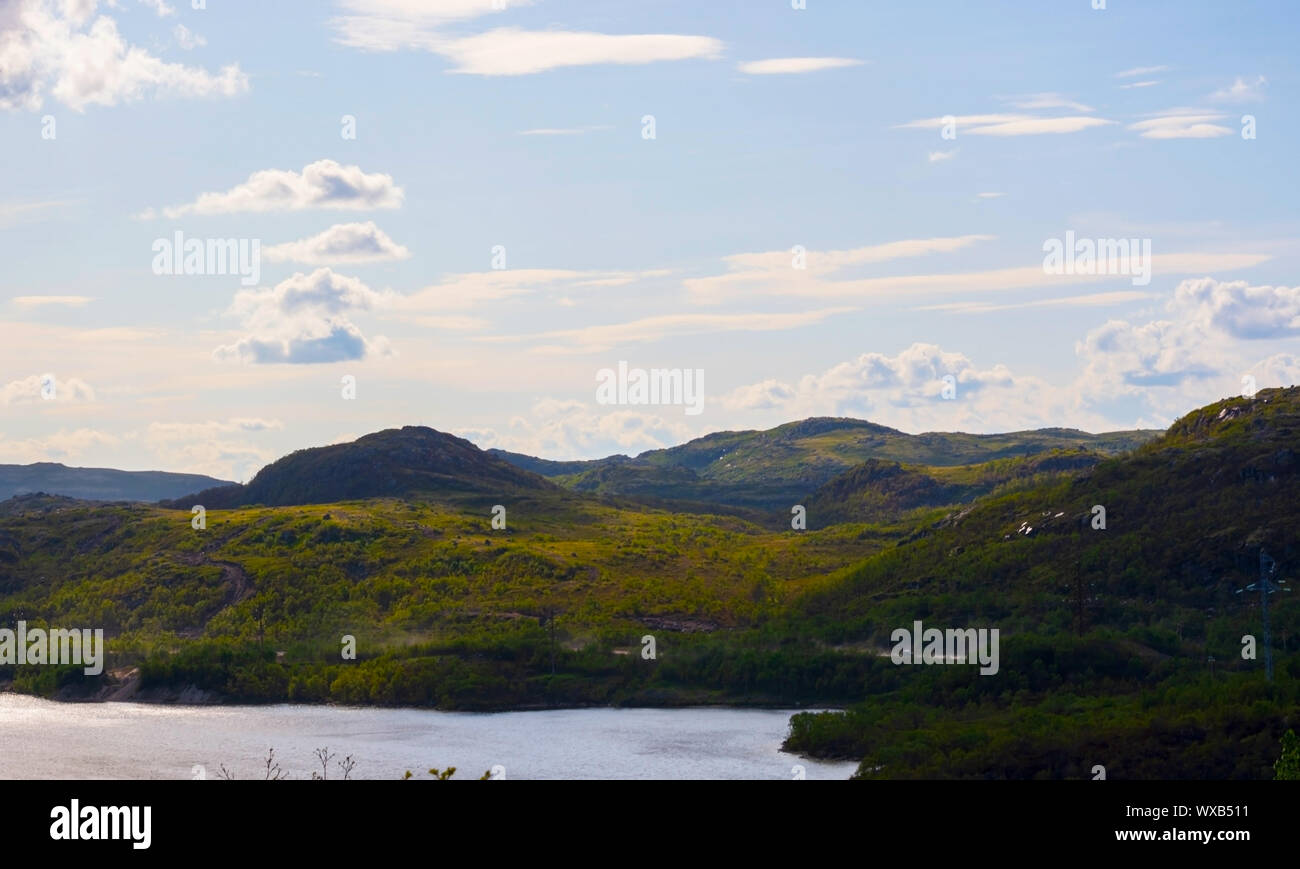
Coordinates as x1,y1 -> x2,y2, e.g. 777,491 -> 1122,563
1236,548 -> 1291,682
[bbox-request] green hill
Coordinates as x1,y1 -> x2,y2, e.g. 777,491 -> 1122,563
493,417 -> 1158,511
166,426 -> 556,509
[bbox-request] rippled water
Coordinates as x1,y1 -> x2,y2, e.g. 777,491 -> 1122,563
0,694 -> 856,780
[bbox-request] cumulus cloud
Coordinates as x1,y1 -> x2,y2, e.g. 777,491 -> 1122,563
737,57 -> 862,75
721,343 -> 1070,433
1171,277 -> 1300,339
214,268 -> 395,365
1,373 -> 95,404
1074,277 -> 1300,419
264,222 -> 411,265
0,0 -> 247,111
159,160 -> 404,218
460,398 -> 695,460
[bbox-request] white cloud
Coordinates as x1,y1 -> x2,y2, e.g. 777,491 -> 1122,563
1005,92 -> 1093,112
721,343 -> 1072,433
1119,80 -> 1160,90
1074,277 -> 1300,419
394,268 -> 671,312
1171,277 -> 1300,339
976,192 -> 1005,199
138,0 -> 175,17
331,1 -> 722,75
920,290 -> 1156,315
481,308 -> 855,354
1208,75 -> 1267,103
214,268 -> 395,365
899,113 -> 1114,136
928,149 -> 957,162
0,0 -> 247,111
1,373 -> 95,404
737,57 -> 862,75
0,428 -> 120,463
518,125 -> 612,136
159,160 -> 404,218
0,199 -> 74,227
332,0 -> 534,51
461,398 -> 694,460
173,23 -> 204,50
683,240 -> 1270,305
965,116 -> 1114,136
1115,65 -> 1169,78
435,28 -> 723,76
143,418 -> 282,482
1129,110 -> 1232,139
10,294 -> 94,308
264,222 -> 411,265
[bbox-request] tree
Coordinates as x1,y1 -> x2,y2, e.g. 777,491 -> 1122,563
1276,730 -> 1300,781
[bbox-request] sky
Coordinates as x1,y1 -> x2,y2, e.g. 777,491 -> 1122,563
1,0 -> 1298,482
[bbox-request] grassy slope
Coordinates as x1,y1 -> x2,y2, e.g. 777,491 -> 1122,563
781,388 -> 1300,778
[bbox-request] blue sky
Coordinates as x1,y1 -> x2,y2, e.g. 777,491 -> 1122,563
2,0 -> 1298,481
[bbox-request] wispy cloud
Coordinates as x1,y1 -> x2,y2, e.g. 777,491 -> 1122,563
11,295 -> 94,309
1208,75 -> 1267,103
737,57 -> 862,75
919,290 -> 1156,314
1004,92 -> 1093,112
480,308 -> 854,353
1129,109 -> 1232,139
1115,65 -> 1169,78
331,1 -> 723,75
900,113 -> 1114,136
518,125 -> 613,136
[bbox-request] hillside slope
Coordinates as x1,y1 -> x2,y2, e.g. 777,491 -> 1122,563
494,417 -> 1158,511
167,426 -> 557,509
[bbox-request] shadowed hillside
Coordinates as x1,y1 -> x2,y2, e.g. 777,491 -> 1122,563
164,426 -> 558,509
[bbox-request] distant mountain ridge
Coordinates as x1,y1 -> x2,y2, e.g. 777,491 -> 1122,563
493,416 -> 1160,511
0,462 -> 232,504
7,417 -> 1162,512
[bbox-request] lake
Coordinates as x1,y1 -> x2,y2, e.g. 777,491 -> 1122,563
0,694 -> 856,780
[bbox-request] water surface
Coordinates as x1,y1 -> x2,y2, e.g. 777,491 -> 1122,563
0,694 -> 855,780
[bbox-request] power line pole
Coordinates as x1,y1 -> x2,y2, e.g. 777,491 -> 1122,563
1236,548 -> 1291,682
